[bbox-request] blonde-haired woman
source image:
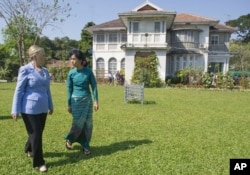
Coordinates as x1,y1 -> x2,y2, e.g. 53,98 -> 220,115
11,45 -> 53,172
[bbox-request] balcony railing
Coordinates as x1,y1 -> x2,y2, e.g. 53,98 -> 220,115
95,40 -> 230,52
208,43 -> 229,52
170,42 -> 200,49
169,42 -> 230,52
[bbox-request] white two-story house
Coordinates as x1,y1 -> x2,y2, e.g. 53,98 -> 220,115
86,1 -> 236,83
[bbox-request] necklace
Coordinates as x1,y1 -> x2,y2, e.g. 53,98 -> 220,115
31,62 -> 46,80
31,61 -> 42,71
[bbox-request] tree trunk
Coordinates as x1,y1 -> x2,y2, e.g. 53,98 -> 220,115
21,35 -> 26,65
17,34 -> 27,66
17,40 -> 24,66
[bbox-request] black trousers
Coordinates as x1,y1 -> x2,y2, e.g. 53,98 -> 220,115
22,113 -> 47,168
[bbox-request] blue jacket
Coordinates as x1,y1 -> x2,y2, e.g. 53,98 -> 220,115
11,63 -> 53,115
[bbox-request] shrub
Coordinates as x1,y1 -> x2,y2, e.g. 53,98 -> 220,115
131,54 -> 163,87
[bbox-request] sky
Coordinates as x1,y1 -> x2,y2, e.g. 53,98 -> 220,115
0,0 -> 249,43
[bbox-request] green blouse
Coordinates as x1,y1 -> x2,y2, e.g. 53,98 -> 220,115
67,67 -> 98,106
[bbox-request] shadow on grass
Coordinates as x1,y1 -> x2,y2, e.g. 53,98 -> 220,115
126,100 -> 156,104
0,87 -> 14,90
45,139 -> 152,167
0,115 -> 12,121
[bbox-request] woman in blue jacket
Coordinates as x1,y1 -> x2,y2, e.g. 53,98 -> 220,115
11,45 -> 53,172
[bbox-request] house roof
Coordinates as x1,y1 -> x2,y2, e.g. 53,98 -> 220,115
86,19 -> 126,33
87,14 -> 234,33
174,13 -> 219,25
173,13 -> 236,32
210,23 -> 237,32
118,1 -> 176,29
86,3 -> 235,34
121,1 -> 176,14
133,0 -> 163,11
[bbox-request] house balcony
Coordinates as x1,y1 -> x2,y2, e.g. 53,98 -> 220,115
169,42 -> 230,52
125,33 -> 168,49
169,42 -> 200,50
124,42 -> 168,49
95,43 -> 123,51
94,42 -> 169,51
208,43 -> 229,52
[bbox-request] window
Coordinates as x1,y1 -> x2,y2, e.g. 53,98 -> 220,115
176,57 -> 180,71
96,58 -> 105,78
109,33 -> 117,43
186,31 -> 194,42
96,58 -> 104,69
183,56 -> 187,68
170,57 -> 174,74
225,33 -> 230,42
121,33 -> 127,42
121,58 -> 125,70
133,22 -> 139,33
162,21 -> 165,32
208,62 -> 223,73
129,22 -> 131,33
96,34 -> 105,43
211,35 -> 219,45
172,30 -> 199,43
195,57 -> 198,68
154,22 -> 161,33
189,56 -> 194,67
109,58 -> 117,74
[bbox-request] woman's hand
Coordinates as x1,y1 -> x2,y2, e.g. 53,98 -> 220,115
12,114 -> 18,121
48,109 -> 53,115
94,101 -> 99,111
68,106 -> 72,113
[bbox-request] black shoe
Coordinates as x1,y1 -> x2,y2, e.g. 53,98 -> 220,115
83,149 -> 91,155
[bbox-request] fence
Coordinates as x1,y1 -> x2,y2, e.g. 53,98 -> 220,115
124,83 -> 144,104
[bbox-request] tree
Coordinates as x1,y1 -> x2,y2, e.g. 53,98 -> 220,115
39,36 -> 56,60
226,14 -> 250,43
52,36 -> 78,59
229,41 -> 250,71
0,0 -> 71,65
0,62 -> 10,79
132,54 -> 163,87
0,44 -> 19,80
79,22 -> 95,67
79,22 -> 95,52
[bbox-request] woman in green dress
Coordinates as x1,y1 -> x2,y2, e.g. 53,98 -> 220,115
65,49 -> 99,155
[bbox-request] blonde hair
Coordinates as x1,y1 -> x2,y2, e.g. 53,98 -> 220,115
27,45 -> 44,58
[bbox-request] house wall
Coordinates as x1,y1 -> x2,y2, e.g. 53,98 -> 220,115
155,50 -> 167,80
198,25 -> 210,49
125,50 -> 135,83
93,51 -> 125,74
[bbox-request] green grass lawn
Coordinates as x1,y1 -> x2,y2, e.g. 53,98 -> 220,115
0,83 -> 250,175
